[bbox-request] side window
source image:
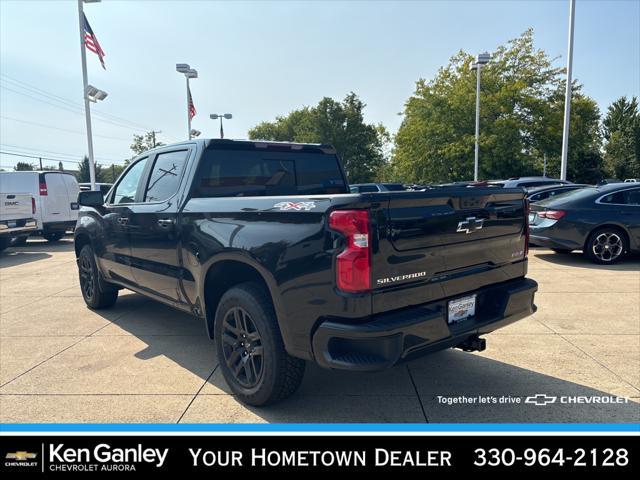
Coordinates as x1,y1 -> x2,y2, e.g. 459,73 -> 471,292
623,188 -> 640,205
112,157 -> 148,204
359,185 -> 379,193
144,150 -> 189,202
600,191 -> 626,204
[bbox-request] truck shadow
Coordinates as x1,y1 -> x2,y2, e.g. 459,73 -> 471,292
532,248 -> 640,271
106,297 -> 640,424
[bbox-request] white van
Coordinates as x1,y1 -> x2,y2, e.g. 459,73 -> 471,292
0,171 -> 80,242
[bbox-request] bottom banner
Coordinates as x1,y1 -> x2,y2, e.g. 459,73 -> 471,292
0,434 -> 635,475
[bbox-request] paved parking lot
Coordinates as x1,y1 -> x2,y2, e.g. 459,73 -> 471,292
1,238 -> 638,423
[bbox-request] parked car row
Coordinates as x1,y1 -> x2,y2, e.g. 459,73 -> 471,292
346,177 -> 639,265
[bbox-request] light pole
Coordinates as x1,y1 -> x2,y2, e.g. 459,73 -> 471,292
77,0 -> 103,191
560,0 -> 576,181
210,113 -> 233,139
470,52 -> 491,182
176,64 -> 197,139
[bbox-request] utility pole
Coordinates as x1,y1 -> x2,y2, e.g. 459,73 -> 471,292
77,0 -> 97,191
560,0 -> 576,181
151,130 -> 161,148
38,157 -> 43,170
543,154 -> 548,177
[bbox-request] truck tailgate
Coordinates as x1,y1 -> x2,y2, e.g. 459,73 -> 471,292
369,188 -> 528,314
0,193 -> 33,221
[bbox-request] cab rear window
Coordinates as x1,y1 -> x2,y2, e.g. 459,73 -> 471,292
193,149 -> 346,197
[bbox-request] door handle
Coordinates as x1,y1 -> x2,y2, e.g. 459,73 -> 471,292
117,217 -> 129,225
157,218 -> 174,228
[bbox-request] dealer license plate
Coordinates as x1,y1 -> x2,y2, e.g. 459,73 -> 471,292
448,295 -> 476,324
7,221 -> 16,228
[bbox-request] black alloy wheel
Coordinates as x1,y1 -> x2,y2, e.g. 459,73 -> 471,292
221,306 -> 264,388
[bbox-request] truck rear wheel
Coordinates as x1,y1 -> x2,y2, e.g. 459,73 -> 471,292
78,244 -> 118,309
214,282 -> 305,406
43,232 -> 63,242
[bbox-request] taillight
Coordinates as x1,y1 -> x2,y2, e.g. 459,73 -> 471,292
329,210 -> 371,293
538,210 -> 566,220
31,197 -> 36,214
39,181 -> 48,196
524,199 -> 530,258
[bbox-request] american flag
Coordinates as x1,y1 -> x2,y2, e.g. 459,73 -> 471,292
83,13 -> 106,70
188,85 -> 196,119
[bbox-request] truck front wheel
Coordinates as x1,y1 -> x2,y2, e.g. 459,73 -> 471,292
214,282 -> 305,406
78,244 -> 118,309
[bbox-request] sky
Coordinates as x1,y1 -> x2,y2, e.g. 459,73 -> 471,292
1,0 -> 639,170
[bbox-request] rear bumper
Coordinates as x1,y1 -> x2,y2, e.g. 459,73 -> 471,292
312,277 -> 538,371
42,220 -> 76,233
0,218 -> 37,237
530,233 -> 581,250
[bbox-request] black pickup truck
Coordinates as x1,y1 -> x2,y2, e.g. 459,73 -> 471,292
75,139 -> 537,406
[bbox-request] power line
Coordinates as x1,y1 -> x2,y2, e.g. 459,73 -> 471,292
0,150 -> 128,166
1,73 -> 153,131
1,81 -> 150,132
0,115 -> 131,141
0,143 -> 123,163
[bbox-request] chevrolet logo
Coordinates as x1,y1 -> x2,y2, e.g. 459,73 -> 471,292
456,216 -> 484,234
525,394 -> 557,406
6,451 -> 37,461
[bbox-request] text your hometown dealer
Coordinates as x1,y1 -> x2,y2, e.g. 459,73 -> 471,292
50,444 -> 168,468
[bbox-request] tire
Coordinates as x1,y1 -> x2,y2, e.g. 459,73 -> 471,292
584,227 -> 628,265
552,248 -> 573,254
43,232 -> 63,242
214,282 -> 305,406
0,238 -> 10,252
78,244 -> 118,309
11,235 -> 28,246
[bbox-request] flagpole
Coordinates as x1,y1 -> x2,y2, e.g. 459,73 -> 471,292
187,77 -> 192,140
77,0 -> 97,191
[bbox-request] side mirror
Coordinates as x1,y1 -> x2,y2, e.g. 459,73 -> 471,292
78,190 -> 104,207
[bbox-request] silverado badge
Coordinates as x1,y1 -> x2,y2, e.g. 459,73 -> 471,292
273,201 -> 316,211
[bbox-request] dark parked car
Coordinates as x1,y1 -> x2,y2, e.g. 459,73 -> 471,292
527,184 -> 588,203
489,177 -> 571,190
529,184 -> 640,264
79,182 -> 113,196
349,183 -> 407,193
74,139 -> 537,405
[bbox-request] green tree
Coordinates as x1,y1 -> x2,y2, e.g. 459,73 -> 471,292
105,163 -> 125,183
130,131 -> 164,158
602,96 -> 640,179
249,93 -> 390,183
76,156 -> 105,183
14,161 -> 35,171
392,29 -> 602,183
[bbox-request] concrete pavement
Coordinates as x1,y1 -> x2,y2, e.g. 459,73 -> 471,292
1,238 -> 638,423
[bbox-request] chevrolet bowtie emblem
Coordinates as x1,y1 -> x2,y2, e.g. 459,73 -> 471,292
525,394 -> 558,406
457,216 -> 484,234
6,451 -> 37,460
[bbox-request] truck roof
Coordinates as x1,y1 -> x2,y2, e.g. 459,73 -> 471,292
152,138 -> 337,155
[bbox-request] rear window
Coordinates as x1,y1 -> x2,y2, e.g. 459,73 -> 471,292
193,149 -> 346,197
